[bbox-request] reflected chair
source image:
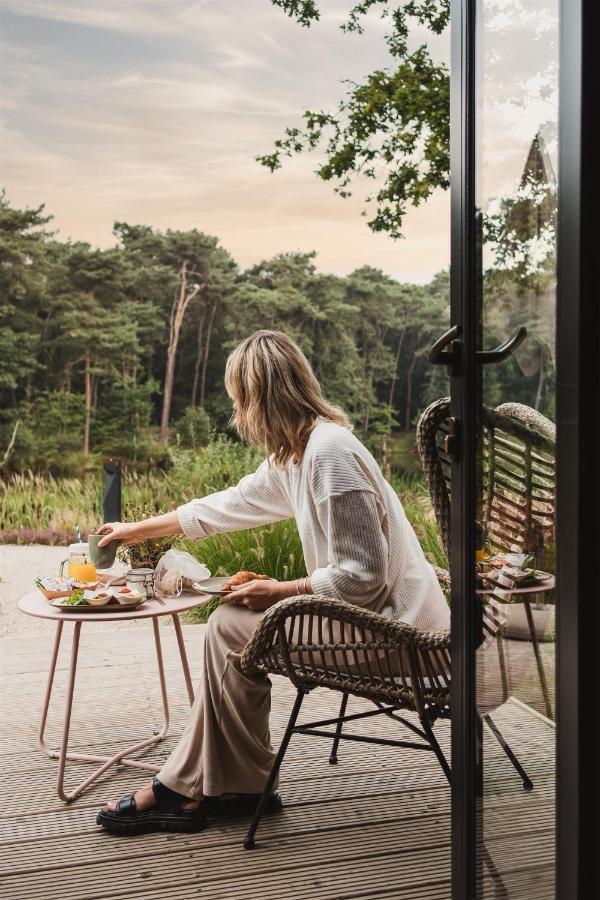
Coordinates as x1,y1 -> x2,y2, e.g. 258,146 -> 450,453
416,396 -> 556,718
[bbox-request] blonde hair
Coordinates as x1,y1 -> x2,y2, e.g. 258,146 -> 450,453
225,330 -> 349,466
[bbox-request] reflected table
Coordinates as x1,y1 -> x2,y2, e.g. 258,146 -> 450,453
478,574 -> 555,719
18,590 -> 207,802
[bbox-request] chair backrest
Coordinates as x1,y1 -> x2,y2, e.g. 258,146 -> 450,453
416,397 -> 556,565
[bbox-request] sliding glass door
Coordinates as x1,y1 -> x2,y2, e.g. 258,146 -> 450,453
449,1 -> 562,897
475,1 -> 558,895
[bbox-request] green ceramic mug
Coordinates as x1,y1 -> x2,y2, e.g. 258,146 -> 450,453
88,533 -> 118,570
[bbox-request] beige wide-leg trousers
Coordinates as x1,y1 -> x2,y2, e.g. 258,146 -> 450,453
159,601 -> 275,799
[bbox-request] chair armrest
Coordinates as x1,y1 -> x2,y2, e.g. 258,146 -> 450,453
241,594 -> 449,672
240,594 -> 451,715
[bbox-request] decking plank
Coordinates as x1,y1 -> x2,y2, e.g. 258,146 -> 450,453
1,625 -> 555,900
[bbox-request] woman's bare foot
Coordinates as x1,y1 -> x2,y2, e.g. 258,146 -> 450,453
104,780 -> 200,813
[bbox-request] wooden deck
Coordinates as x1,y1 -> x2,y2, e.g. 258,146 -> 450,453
0,622 -> 555,900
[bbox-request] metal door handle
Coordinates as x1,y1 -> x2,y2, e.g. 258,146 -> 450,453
428,325 -> 462,365
476,326 -> 527,364
428,325 -> 527,368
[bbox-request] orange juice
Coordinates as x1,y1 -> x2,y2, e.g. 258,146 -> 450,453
68,560 -> 97,581
60,543 -> 97,583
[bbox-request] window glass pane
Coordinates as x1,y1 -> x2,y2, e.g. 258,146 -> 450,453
475,2 -> 558,895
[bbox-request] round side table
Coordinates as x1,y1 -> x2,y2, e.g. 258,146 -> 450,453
18,590 -> 208,802
478,573 -> 555,719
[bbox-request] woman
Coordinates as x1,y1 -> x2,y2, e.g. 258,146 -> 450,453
96,330 -> 450,835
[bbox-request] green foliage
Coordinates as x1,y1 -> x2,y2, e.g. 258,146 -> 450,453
0,438 -> 259,534
395,475 -> 447,569
0,192 -> 453,473
0,442 -> 446,583
0,471 -> 102,536
481,133 -> 557,414
174,406 -> 212,450
0,189 -> 554,477
263,1 -> 450,237
8,391 -> 87,476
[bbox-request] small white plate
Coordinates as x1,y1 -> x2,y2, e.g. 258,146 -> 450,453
114,590 -> 145,606
192,575 -> 275,596
192,576 -> 233,596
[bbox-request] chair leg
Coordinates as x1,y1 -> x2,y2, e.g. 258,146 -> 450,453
243,687 -> 307,850
421,720 -> 451,784
483,714 -> 533,791
329,692 -> 349,764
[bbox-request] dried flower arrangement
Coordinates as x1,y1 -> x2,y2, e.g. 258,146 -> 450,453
116,502 -> 177,570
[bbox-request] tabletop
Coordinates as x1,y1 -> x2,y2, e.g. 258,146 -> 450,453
476,573 -> 555,596
18,590 -> 211,623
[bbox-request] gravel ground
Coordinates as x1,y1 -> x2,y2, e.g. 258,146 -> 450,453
0,545 -> 169,638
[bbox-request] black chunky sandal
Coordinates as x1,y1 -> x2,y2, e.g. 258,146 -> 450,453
96,777 -> 207,836
202,792 -> 283,819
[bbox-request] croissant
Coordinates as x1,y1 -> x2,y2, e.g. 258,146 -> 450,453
223,570 -> 270,590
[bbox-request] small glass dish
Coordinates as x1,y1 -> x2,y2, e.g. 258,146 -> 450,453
114,590 -> 145,606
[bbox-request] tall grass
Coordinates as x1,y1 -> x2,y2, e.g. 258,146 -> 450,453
1,440 -> 446,624
0,438 -> 262,538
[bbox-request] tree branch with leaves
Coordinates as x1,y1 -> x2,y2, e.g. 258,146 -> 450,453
262,1 -> 449,237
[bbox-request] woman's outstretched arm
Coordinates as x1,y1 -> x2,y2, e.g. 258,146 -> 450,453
98,457 -> 292,547
176,458 -> 292,540
97,510 -> 182,547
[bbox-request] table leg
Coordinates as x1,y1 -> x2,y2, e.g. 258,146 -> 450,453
152,617 -> 170,738
38,617 -> 195,803
524,598 -> 553,719
56,622 -> 81,801
38,620 -> 63,753
172,614 -> 195,706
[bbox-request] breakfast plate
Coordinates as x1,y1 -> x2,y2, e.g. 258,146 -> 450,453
50,589 -> 148,612
50,599 -> 148,613
193,573 -> 275,596
192,576 -> 234,596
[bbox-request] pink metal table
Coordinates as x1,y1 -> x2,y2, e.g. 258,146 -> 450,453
18,590 -> 207,803
477,573 -> 556,719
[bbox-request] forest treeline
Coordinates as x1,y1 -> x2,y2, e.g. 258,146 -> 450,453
1,190 -> 554,477
0,194 -> 453,475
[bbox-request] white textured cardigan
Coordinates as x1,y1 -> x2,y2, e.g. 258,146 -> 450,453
177,421 -> 450,633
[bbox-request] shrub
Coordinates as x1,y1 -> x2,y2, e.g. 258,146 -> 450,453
174,406 -> 212,450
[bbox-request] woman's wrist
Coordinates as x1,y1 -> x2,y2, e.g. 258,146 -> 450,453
294,576 -> 311,596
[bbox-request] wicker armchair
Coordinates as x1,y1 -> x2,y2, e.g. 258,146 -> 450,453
417,396 -> 556,717
239,589 -> 514,851
416,396 -> 555,563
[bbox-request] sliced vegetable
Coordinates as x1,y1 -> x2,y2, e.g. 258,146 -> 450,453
60,590 -> 87,606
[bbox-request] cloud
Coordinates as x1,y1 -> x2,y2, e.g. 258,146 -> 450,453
1,1 -> 196,37
1,0 -> 452,281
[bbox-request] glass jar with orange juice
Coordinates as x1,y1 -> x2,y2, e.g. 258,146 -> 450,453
59,543 -> 97,582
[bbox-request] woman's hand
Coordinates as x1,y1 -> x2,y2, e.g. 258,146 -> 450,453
221,579 -> 288,612
97,522 -> 143,547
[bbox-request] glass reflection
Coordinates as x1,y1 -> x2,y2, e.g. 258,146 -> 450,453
475,1 -> 557,896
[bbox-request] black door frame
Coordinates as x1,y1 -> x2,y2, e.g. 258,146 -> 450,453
449,0 -> 479,898
556,1 -> 599,898
449,1 -> 599,898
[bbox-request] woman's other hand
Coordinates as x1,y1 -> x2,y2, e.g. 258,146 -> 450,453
97,522 -> 141,547
221,578 -> 287,612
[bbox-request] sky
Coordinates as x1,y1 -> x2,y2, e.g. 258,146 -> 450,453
0,0 -> 451,283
